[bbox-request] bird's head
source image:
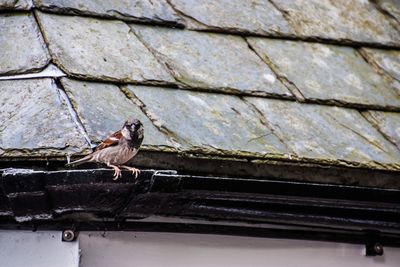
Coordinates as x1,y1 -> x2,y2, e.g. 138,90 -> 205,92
122,118 -> 144,141
125,118 -> 142,132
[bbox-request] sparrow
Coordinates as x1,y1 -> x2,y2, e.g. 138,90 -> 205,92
67,119 -> 144,180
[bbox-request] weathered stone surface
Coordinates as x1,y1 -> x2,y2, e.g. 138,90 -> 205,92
61,79 -> 174,150
0,0 -> 32,10
34,0 -> 181,25
0,13 -> 50,75
128,85 -> 290,157
247,98 -> 400,170
0,79 -> 87,157
363,111 -> 400,149
131,25 -> 291,97
375,0 -> 400,22
361,48 -> 400,82
169,0 -> 294,36
36,12 -> 173,83
271,0 -> 400,46
248,38 -> 400,108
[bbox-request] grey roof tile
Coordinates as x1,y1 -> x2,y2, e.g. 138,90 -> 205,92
248,38 -> 400,109
363,111 -> 400,149
361,48 -> 400,82
0,13 -> 50,75
61,79 -> 174,150
169,0 -> 294,36
0,78 -> 87,157
247,97 -> 400,170
34,0 -> 181,25
375,0 -> 400,22
0,0 -> 399,181
128,85 -> 291,158
271,0 -> 400,46
36,12 -> 174,84
131,25 -> 291,97
0,0 -> 32,10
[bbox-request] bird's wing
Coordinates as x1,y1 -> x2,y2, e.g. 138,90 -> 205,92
95,130 -> 123,151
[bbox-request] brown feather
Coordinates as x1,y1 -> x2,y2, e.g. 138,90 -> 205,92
95,130 -> 123,151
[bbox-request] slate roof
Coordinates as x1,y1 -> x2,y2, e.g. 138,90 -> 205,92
1,0 -> 400,188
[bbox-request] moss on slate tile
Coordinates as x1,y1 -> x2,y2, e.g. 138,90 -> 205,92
0,13 -> 50,75
271,0 -> 400,46
0,78 -> 87,157
131,25 -> 292,97
363,111 -> 400,149
169,0 -> 294,36
34,0 -> 181,25
361,48 -> 400,82
128,85 -> 291,158
248,38 -> 400,109
247,97 -> 400,171
0,0 -> 32,10
374,0 -> 400,22
36,12 -> 174,84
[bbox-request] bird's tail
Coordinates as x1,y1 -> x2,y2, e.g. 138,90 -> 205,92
66,155 -> 92,167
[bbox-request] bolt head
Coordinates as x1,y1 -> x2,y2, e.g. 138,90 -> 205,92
62,230 -> 75,242
374,243 -> 383,255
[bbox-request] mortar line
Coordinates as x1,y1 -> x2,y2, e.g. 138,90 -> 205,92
244,38 -> 306,102
242,97 -> 298,158
360,111 -> 400,152
357,48 -> 400,97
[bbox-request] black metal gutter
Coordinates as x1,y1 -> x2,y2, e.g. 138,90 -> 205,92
1,168 -> 400,246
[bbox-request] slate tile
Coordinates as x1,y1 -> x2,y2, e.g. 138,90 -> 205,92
247,98 -> 400,170
131,25 -> 291,97
0,0 -> 32,10
36,12 -> 174,84
0,13 -> 50,75
271,0 -> 400,46
169,0 -> 294,36
363,111 -> 400,149
61,79 -> 174,150
375,0 -> 400,22
128,85 -> 291,157
248,38 -> 400,109
34,0 -> 181,25
361,48 -> 400,82
0,79 -> 87,157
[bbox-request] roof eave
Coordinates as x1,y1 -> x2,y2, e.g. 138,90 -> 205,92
1,168 -> 400,246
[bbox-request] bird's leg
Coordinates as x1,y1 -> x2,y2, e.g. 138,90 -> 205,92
120,165 -> 141,179
107,163 -> 122,180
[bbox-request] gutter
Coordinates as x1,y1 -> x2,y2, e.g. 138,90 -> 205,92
1,168 -> 400,248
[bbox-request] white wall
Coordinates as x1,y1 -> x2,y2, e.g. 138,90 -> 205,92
1,230 -> 399,267
0,231 -> 79,267
80,232 -> 400,267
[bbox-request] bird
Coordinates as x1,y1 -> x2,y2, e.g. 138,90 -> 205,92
67,118 -> 144,180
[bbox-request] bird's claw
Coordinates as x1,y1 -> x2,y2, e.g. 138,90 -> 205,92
112,167 -> 122,180
120,166 -> 141,179
131,168 -> 140,179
